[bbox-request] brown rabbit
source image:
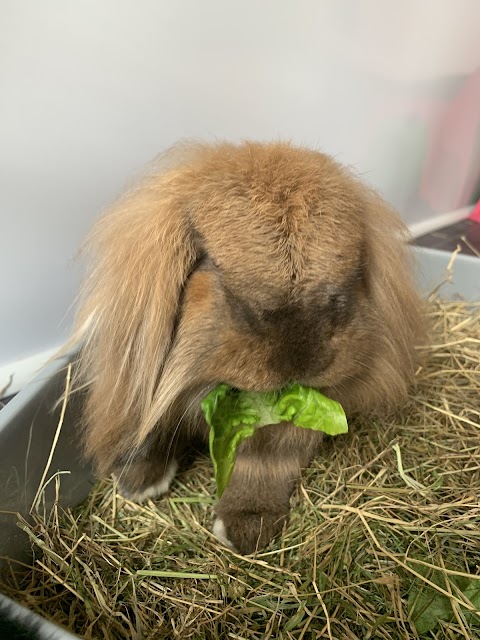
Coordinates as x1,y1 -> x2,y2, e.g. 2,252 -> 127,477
69,141 -> 423,554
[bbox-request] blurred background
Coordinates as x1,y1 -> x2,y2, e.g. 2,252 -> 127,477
2,0 -> 480,394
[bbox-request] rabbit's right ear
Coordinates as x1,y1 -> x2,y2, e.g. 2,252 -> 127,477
71,171 -> 198,471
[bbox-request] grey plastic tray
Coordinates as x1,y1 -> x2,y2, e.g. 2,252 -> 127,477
0,246 -> 479,637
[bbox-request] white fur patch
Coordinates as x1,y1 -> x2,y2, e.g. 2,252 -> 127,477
213,518 -> 235,549
117,460 -> 178,502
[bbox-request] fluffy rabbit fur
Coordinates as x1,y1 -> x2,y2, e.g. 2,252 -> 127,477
69,141 -> 423,554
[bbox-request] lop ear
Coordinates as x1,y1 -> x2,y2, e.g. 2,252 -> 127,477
71,170 -> 198,471
362,187 -> 425,408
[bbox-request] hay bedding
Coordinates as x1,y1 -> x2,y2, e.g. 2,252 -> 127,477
2,296 -> 480,639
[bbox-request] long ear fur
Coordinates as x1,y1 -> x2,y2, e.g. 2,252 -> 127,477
361,186 -> 425,410
69,161 -> 199,472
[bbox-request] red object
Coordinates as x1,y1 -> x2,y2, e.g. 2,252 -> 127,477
469,199 -> 480,223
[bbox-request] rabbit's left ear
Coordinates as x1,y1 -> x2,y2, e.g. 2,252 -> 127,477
71,171 -> 199,472
362,187 -> 424,405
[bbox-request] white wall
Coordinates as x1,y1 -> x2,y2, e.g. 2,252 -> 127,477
2,0 -> 480,393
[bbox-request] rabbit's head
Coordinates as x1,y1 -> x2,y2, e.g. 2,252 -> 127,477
72,141 -> 423,473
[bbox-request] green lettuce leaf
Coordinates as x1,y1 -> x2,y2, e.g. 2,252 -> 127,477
408,562 -> 480,634
201,383 -> 348,497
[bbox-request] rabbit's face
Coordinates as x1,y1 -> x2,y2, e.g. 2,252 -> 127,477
180,145 -> 371,397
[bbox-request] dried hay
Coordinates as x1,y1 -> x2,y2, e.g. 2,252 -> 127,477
1,295 -> 480,639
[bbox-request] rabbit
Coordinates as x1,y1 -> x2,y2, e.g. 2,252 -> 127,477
67,141 -> 424,554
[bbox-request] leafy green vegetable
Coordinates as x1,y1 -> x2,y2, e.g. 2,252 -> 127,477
408,562 -> 480,634
201,383 -> 348,497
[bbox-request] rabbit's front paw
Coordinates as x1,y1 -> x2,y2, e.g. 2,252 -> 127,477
213,507 -> 287,554
113,459 -> 178,502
